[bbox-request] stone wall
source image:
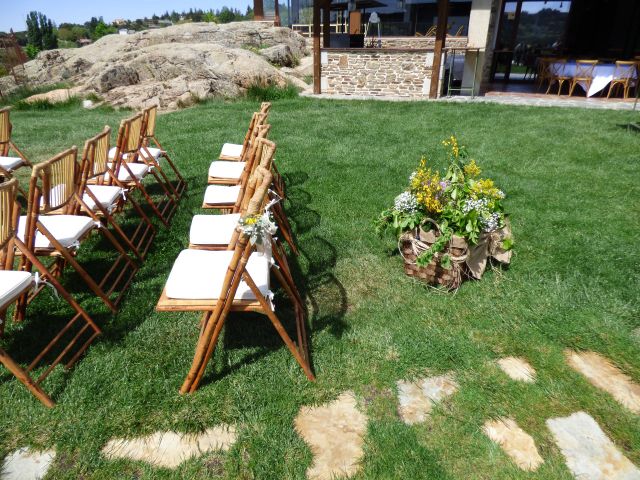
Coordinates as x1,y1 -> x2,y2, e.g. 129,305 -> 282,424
320,49 -> 435,98
380,36 -> 468,49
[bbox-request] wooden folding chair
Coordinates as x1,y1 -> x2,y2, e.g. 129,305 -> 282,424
0,106 -> 32,179
15,147 -> 138,318
80,127 -> 156,260
218,104 -> 271,161
109,114 -> 177,227
157,169 -> 313,393
139,105 -> 187,200
208,117 -> 269,185
0,178 -> 101,407
607,61 -> 638,99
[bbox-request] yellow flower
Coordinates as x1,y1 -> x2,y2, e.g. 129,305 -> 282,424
471,178 -> 503,201
463,159 -> 481,177
409,156 -> 443,214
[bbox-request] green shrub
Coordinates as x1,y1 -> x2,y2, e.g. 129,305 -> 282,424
246,82 -> 299,102
13,97 -> 81,111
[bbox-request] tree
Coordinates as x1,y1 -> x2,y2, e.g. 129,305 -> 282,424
25,11 -> 57,52
92,20 -> 116,40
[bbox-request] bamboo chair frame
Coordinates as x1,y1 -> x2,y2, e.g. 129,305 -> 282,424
607,61 -> 638,99
16,147 -> 138,318
546,58 -> 571,95
140,105 -> 187,200
80,127 -> 156,260
0,106 -> 33,180
111,114 -> 176,227
218,104 -> 271,162
569,60 -> 598,96
207,115 -> 269,185
0,178 -> 101,407
202,126 -> 271,212
157,170 -> 313,393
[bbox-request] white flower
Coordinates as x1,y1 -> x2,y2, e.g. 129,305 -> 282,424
394,191 -> 418,214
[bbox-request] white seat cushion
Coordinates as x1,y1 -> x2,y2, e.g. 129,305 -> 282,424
83,185 -> 123,211
0,271 -> 33,310
108,147 -> 163,161
220,143 -> 243,159
189,213 -> 241,245
0,156 -> 24,172
17,215 -> 95,249
165,249 -> 270,300
105,162 -> 149,182
208,161 -> 245,179
203,185 -> 241,205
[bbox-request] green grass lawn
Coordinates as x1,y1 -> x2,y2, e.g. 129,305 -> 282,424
1,98 -> 639,479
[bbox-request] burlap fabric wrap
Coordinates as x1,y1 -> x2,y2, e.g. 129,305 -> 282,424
399,218 -> 512,289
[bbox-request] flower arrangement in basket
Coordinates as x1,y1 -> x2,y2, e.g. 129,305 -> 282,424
375,136 -> 513,290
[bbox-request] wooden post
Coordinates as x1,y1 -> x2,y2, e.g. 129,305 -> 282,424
323,0 -> 331,48
274,0 -> 281,26
254,0 -> 265,20
313,0 -> 321,94
429,0 -> 449,98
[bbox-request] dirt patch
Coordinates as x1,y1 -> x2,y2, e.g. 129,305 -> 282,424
397,373 -> 459,425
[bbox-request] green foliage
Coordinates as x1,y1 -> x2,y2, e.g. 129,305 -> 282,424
13,97 -> 81,111
92,21 -> 116,40
246,81 -> 299,101
0,83 -> 72,107
25,11 -> 58,51
375,208 -> 423,238
415,222 -> 453,267
25,44 -> 40,59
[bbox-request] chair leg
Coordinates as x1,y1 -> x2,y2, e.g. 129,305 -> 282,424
151,136 -> 187,199
0,348 -> 55,407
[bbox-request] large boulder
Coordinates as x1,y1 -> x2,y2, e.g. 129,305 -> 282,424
15,22 -> 308,110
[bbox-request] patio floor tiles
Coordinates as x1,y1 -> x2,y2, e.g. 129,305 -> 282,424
482,418 -> 544,471
1,448 -> 55,480
396,373 -> 459,425
547,411 -> 640,480
496,357 -> 536,383
101,425 -> 237,469
294,391 -> 368,480
565,350 -> 640,414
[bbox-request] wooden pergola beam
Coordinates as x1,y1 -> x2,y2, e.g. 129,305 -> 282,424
430,0 -> 449,99
254,0 -> 265,20
313,0 -> 322,93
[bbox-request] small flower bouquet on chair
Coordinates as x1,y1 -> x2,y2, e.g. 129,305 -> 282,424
375,136 -> 513,290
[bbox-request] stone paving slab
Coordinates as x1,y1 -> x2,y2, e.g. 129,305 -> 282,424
294,391 -> 368,480
397,374 -> 459,425
102,425 -> 237,469
1,447 -> 55,480
483,418 -> 543,471
547,411 -> 640,480
565,350 -> 640,414
497,357 -> 536,383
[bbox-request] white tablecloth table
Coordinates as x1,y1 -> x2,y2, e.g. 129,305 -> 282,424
550,61 -> 638,97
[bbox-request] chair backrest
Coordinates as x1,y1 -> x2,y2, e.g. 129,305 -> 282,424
240,123 -> 271,175
575,60 -> 598,78
0,177 -> 18,265
537,57 -> 552,77
257,138 -> 277,171
613,61 -> 637,80
240,112 -> 267,157
142,105 -> 158,138
29,147 -> 80,216
115,113 -> 144,159
80,126 -> 112,186
0,106 -> 12,156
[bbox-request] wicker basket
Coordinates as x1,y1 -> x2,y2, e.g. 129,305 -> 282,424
399,220 -> 469,290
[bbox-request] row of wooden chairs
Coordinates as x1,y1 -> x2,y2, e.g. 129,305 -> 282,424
156,103 -> 314,393
0,105 -> 185,406
538,58 -> 638,98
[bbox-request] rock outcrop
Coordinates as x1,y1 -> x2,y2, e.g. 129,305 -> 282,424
15,22 -> 310,110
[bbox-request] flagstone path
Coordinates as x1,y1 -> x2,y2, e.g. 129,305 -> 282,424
482,418 -> 543,471
1,448 -> 55,480
496,357 -> 536,383
102,425 -> 237,469
547,411 -> 640,480
294,391 -> 368,480
396,374 -> 459,425
565,350 -> 640,413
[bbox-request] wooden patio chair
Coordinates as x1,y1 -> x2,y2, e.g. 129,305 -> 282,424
536,57 -> 553,91
569,59 -> 598,96
0,106 -> 32,179
156,168 -> 313,393
607,60 -> 638,99
0,178 -> 101,407
109,114 -> 177,227
15,147 -> 138,319
546,58 -> 571,95
218,105 -> 271,161
139,105 -> 187,199
208,120 -> 270,185
80,127 -> 156,260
